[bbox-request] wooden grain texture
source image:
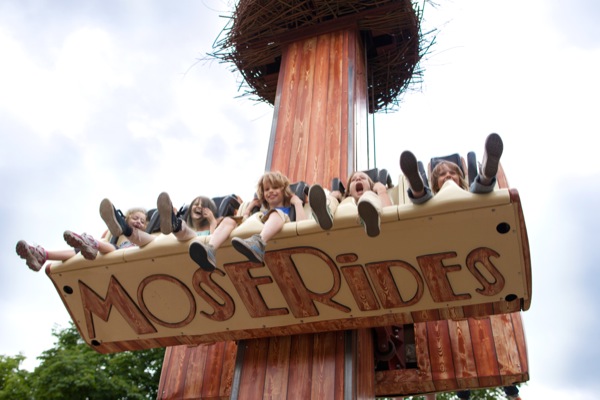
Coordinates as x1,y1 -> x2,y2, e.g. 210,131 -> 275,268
269,29 -> 363,185
356,329 -> 375,400
310,332 -> 338,399
157,342 -> 237,400
225,332 -> 355,400
238,338 -> 270,399
306,33 -> 331,181
264,336 -> 292,400
286,334 -> 314,399
90,295 -> 524,354
427,321 -> 456,392
375,313 -> 529,397
447,319 -> 478,390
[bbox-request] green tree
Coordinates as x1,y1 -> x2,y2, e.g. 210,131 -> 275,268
26,323 -> 164,400
382,386 -> 511,400
0,354 -> 32,400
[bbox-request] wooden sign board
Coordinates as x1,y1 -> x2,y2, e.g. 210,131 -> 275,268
46,184 -> 530,354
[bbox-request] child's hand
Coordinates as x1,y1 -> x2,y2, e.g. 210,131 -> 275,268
244,198 -> 261,217
372,182 -> 387,196
331,190 -> 343,201
291,194 -> 306,221
290,194 -> 303,206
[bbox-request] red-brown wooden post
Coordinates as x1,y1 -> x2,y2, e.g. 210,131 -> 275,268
266,29 -> 367,186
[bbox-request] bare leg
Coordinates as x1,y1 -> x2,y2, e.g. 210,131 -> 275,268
173,221 -> 197,242
260,212 -> 285,242
208,217 -> 237,249
46,249 -> 76,260
97,240 -> 117,254
128,228 -> 156,247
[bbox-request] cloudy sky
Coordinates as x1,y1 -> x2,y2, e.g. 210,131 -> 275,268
1,0 -> 599,398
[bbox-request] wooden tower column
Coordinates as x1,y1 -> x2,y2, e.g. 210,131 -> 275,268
157,28 -> 373,400
266,29 -> 367,185
234,28 -> 372,400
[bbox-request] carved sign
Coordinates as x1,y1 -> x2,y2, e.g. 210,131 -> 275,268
47,197 -> 530,353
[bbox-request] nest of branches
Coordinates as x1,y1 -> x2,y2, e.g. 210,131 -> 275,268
210,0 -> 433,113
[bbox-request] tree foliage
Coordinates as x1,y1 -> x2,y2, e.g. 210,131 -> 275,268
0,323 -> 164,400
382,386 -> 510,400
0,354 -> 31,400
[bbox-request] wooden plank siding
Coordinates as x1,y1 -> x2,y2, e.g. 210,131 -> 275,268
268,29 -> 366,186
374,313 -> 529,397
157,341 -> 237,400
228,330 -> 372,400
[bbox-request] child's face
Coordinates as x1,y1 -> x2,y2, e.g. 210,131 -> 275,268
263,181 -> 284,208
190,199 -> 213,222
435,164 -> 461,189
127,211 -> 147,230
348,172 -> 371,201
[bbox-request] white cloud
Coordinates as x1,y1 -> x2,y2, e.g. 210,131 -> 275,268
1,1 -> 598,398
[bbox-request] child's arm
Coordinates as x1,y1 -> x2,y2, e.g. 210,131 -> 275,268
373,182 -> 392,207
290,194 -> 306,221
243,198 -> 262,218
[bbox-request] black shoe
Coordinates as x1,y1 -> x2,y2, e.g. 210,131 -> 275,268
189,242 -> 217,272
308,184 -> 333,230
157,192 -> 182,235
481,133 -> 503,180
100,198 -> 132,237
400,150 -> 424,194
357,199 -> 380,237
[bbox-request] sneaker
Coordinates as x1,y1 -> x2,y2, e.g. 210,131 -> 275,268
231,234 -> 265,263
481,133 -> 503,180
358,199 -> 380,237
63,230 -> 99,260
308,184 -> 333,230
189,242 -> 217,272
16,240 -> 47,271
100,198 -> 132,237
400,150 -> 424,194
157,192 -> 182,235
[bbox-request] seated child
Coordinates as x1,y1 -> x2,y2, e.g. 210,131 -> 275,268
308,170 -> 392,237
400,133 -> 504,203
189,171 -> 305,271
100,194 -> 219,244
16,206 -> 148,272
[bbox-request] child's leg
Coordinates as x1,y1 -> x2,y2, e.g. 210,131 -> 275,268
189,217 -> 238,272
400,150 -> 433,204
209,217 -> 237,248
173,220 -> 197,242
46,249 -> 77,260
97,240 -> 117,254
157,192 -> 183,235
260,211 -> 285,242
128,228 -> 156,247
63,231 -> 99,260
230,212 -> 281,264
308,184 -> 334,230
473,133 -> 503,190
357,191 -> 382,237
16,240 -> 72,271
100,198 -> 133,237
